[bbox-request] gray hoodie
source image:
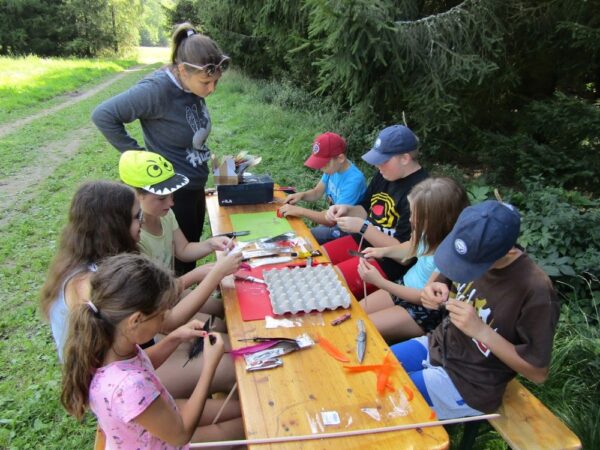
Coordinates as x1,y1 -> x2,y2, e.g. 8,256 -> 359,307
92,69 -> 211,189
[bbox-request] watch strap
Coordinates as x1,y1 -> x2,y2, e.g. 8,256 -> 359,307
359,220 -> 370,235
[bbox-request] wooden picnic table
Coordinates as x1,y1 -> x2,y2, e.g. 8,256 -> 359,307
206,189 -> 449,449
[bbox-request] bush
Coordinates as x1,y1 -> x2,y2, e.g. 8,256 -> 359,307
464,179 -> 600,318
478,93 -> 600,191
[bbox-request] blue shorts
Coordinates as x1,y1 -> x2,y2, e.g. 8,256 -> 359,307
391,336 -> 484,420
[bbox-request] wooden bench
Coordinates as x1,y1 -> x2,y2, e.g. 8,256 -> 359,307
93,427 -> 105,450
460,379 -> 581,450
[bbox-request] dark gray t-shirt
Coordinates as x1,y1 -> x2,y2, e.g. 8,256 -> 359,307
92,69 -> 211,189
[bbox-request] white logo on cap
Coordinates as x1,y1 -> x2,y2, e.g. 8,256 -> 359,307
454,239 -> 467,255
374,138 -> 381,149
312,143 -> 320,154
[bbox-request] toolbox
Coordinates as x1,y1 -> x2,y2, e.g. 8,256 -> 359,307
217,174 -> 274,206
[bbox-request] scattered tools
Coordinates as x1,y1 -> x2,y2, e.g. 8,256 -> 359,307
331,312 -> 351,326
356,320 -> 367,363
213,230 -> 251,238
234,274 -> 267,284
241,248 -> 295,261
260,232 -> 296,244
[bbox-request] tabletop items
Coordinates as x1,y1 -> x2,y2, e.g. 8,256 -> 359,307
356,320 -> 367,363
205,195 -> 449,448
263,265 -> 351,315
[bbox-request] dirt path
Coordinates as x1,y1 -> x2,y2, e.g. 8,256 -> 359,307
0,66 -> 148,229
0,66 -> 146,139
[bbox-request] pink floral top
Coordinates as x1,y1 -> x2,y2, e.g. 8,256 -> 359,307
89,346 -> 189,450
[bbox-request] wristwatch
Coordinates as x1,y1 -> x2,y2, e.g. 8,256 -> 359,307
359,220 -> 370,235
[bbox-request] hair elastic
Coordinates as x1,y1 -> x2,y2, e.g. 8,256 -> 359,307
86,300 -> 100,316
186,29 -> 196,37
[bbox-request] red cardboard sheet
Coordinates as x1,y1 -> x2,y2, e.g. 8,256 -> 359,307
235,265 -> 274,321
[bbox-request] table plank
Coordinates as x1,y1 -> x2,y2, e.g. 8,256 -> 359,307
206,192 -> 448,449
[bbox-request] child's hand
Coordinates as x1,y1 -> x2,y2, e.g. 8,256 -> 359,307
213,251 -> 243,277
445,299 -> 487,340
203,332 -> 225,366
336,216 -> 363,233
284,192 -> 304,204
421,282 -> 449,310
362,247 -> 386,259
207,236 -> 233,252
278,204 -> 299,218
171,319 -> 206,343
326,204 -> 348,221
357,258 -> 384,286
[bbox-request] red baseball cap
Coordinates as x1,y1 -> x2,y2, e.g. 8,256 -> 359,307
304,132 -> 347,170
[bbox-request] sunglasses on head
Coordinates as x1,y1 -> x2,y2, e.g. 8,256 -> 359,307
181,56 -> 231,76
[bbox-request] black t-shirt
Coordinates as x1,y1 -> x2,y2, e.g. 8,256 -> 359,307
357,168 -> 428,279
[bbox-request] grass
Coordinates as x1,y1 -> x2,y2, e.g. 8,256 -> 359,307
0,52 -> 598,449
0,47 -> 168,124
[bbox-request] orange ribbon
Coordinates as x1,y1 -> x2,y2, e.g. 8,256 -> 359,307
343,352 -> 399,395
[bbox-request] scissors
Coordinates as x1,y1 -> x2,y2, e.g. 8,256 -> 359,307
356,320 -> 366,363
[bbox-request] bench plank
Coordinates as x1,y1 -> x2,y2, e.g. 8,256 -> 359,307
93,427 -> 105,450
490,379 -> 581,450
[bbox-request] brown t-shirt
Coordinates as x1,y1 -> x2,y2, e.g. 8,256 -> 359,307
428,253 -> 560,413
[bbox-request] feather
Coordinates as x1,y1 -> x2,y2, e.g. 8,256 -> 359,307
182,316 -> 215,367
316,335 -> 350,362
228,340 -> 281,357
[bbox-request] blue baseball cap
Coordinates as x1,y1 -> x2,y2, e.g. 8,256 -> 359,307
361,125 -> 419,166
434,200 -> 521,283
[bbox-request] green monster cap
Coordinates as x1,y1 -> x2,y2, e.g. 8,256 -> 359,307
119,151 -> 189,195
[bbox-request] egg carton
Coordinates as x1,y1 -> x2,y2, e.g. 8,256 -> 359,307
263,265 -> 351,315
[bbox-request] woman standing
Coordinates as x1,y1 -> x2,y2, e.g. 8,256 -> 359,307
92,23 -> 230,274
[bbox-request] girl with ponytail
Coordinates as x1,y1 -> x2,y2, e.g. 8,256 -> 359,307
92,22 -> 230,275
61,254 -> 243,448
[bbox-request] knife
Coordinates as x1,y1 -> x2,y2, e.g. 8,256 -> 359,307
356,319 -> 366,363
213,230 -> 251,238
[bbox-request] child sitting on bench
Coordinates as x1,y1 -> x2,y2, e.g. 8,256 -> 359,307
279,132 -> 366,244
391,200 -> 560,419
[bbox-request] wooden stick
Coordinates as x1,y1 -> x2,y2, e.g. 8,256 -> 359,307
210,382 -> 238,425
191,413 -> 500,448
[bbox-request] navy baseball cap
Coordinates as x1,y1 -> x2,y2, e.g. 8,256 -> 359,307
434,200 -> 521,283
362,125 -> 419,166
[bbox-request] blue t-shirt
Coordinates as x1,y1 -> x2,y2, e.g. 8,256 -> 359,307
402,242 -> 438,288
320,162 -> 366,205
